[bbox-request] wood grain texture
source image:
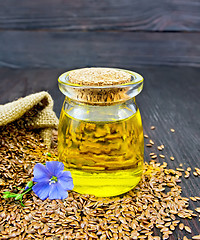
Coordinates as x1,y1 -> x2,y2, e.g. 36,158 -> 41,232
0,31 -> 199,68
0,66 -> 200,239
0,0 -> 200,31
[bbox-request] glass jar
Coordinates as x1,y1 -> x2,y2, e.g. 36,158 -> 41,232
58,68 -> 144,197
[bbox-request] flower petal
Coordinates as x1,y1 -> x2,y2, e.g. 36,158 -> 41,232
32,182 -> 51,200
46,161 -> 64,177
49,183 -> 68,200
33,163 -> 51,182
60,171 -> 72,178
58,171 -> 74,191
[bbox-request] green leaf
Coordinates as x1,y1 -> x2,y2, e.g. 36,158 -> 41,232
3,192 -> 17,199
2,181 -> 35,207
3,194 -> 11,199
3,191 -> 11,194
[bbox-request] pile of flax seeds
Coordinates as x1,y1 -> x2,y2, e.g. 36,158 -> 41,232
0,122 -> 200,240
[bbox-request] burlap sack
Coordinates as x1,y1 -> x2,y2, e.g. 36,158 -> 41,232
0,91 -> 59,148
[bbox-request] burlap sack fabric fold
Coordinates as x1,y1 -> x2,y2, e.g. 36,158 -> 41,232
0,91 -> 59,148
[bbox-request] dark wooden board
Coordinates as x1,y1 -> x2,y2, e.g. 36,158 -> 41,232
0,66 -> 200,238
0,31 -> 199,68
0,0 -> 200,31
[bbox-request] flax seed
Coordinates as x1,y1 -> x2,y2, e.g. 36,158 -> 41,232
190,197 -> 197,201
146,144 -> 152,147
173,220 -> 180,225
192,235 -> 200,239
195,208 -> 200,213
183,237 -> 189,240
176,168 -> 184,172
170,129 -> 175,133
163,234 -> 169,240
184,226 -> 191,233
179,223 -> 184,230
150,126 -> 155,130
150,152 -> 156,156
184,171 -> 190,178
159,154 -> 165,158
194,168 -> 200,175
170,225 -> 175,231
193,172 -> 198,177
149,140 -> 154,145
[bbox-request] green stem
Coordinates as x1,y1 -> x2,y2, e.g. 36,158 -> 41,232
3,184 -> 34,206
22,186 -> 33,196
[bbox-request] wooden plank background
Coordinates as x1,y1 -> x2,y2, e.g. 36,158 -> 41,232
0,31 -> 199,68
0,0 -> 200,68
0,0 -> 200,31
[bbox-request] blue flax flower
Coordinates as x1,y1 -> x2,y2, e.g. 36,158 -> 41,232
32,161 -> 73,200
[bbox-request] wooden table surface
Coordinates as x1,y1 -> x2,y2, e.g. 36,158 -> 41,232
0,66 -> 199,239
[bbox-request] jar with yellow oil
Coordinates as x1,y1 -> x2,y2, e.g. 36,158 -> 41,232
58,68 -> 144,197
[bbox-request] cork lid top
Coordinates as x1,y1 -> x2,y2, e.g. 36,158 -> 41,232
68,68 -> 132,86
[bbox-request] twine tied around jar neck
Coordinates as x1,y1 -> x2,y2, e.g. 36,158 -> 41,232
58,67 -> 144,105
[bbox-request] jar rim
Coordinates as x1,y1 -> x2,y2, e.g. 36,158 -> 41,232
58,68 -> 144,105
58,68 -> 143,89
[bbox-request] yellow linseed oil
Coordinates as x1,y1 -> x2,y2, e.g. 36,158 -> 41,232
58,107 -> 144,197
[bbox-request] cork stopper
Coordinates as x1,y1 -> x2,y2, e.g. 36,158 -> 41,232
58,67 -> 144,105
64,68 -> 134,105
68,68 -> 132,86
